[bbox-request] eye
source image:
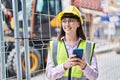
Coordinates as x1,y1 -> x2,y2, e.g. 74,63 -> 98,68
69,19 -> 75,23
62,20 -> 67,23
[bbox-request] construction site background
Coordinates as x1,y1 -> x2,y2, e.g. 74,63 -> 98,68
0,0 -> 120,80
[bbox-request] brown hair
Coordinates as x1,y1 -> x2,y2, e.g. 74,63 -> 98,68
58,13 -> 86,40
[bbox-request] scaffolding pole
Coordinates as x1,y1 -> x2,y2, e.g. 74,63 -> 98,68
0,0 -> 6,80
12,0 -> 22,80
22,0 -> 31,79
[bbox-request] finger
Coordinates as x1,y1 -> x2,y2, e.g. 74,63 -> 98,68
74,57 -> 82,62
71,58 -> 79,62
82,54 -> 85,60
68,58 -> 75,63
66,61 -> 76,68
69,55 -> 76,59
70,62 -> 78,67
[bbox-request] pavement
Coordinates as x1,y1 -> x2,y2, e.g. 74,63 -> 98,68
97,51 -> 120,80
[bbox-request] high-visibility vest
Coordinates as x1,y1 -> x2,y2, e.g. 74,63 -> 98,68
50,40 -> 95,80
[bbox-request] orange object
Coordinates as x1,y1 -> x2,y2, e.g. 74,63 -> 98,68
10,17 -> 14,30
50,16 -> 61,27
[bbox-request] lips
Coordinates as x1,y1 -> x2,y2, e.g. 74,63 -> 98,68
64,26 -> 72,31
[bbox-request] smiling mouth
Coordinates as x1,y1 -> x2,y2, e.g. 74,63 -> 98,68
65,27 -> 71,31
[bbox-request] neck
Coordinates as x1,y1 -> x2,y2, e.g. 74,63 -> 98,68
65,34 -> 78,42
65,34 -> 79,48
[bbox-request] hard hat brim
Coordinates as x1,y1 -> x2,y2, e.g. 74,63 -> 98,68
57,11 -> 83,25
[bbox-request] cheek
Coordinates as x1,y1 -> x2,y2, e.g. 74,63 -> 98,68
76,22 -> 80,27
72,24 -> 79,31
62,26 -> 65,31
72,24 -> 78,29
62,25 -> 65,29
61,23 -> 65,28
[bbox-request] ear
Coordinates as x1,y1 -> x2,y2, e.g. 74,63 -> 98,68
77,22 -> 80,28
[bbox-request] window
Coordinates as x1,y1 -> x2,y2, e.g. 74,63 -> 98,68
36,0 -> 62,15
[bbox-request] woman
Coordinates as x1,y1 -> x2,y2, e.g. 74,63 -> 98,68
46,6 -> 98,80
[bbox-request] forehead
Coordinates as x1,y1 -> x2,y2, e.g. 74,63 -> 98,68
62,17 -> 77,20
61,13 -> 80,22
61,15 -> 78,20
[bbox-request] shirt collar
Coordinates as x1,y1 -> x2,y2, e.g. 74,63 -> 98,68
60,36 -> 82,41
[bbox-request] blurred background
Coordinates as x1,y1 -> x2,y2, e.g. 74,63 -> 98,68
0,0 -> 120,80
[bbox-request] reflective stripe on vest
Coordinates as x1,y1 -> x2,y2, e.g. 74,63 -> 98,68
52,40 -> 58,66
50,40 -> 95,80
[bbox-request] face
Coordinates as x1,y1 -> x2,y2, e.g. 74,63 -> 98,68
61,18 -> 80,35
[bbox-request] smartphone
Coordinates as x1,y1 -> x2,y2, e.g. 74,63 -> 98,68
73,48 -> 83,59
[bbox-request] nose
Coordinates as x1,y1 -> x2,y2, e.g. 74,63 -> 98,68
65,21 -> 70,26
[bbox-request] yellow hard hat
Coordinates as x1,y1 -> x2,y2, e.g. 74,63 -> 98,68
57,5 -> 83,25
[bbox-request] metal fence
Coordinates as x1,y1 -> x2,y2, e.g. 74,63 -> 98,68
1,0 -> 120,80
0,0 -> 56,80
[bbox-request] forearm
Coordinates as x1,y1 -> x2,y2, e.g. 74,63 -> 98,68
83,64 -> 98,80
46,63 -> 65,79
46,53 -> 66,79
83,53 -> 98,80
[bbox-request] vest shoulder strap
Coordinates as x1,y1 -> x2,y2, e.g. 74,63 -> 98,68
85,40 -> 95,64
52,40 -> 58,66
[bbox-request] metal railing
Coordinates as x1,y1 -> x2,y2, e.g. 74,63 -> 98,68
0,0 -> 55,80
0,0 -> 6,79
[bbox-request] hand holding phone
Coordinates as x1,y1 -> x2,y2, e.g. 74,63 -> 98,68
73,48 -> 83,59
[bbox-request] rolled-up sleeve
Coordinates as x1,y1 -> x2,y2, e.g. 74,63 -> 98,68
83,53 -> 98,80
46,53 -> 66,79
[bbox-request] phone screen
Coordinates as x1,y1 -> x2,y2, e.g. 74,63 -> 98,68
73,48 -> 83,59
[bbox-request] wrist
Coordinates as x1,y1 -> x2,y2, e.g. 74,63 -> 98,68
82,63 -> 87,70
63,63 -> 68,70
